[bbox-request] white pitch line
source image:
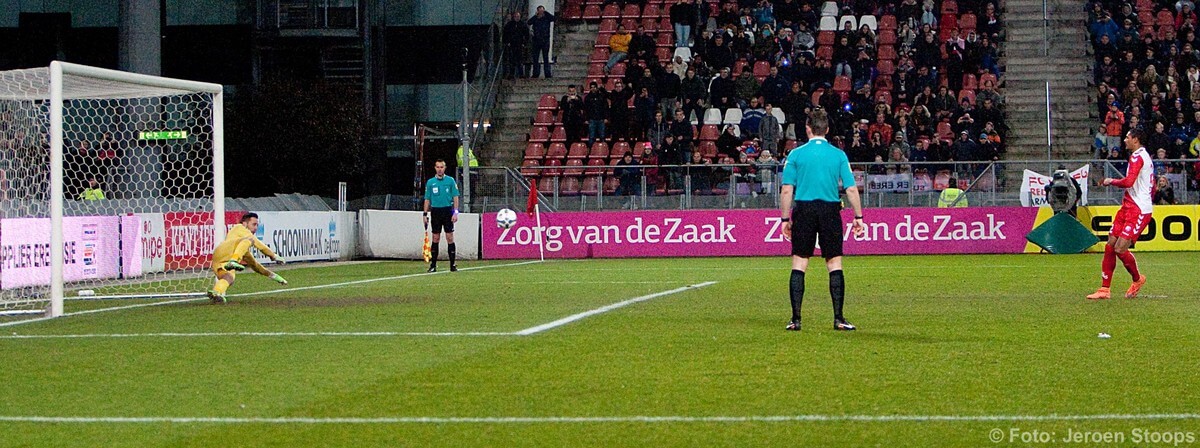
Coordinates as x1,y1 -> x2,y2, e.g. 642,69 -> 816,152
0,413 -> 1197,424
514,281 -> 718,335
0,260 -> 542,329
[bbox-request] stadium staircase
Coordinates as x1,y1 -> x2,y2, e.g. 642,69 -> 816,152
484,22 -> 595,167
1001,0 -> 1092,159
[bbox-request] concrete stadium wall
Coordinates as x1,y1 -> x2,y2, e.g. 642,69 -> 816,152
357,210 -> 480,260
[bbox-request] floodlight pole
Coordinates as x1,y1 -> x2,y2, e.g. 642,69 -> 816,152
461,47 -> 473,213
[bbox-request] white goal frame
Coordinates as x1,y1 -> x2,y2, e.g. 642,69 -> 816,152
41,61 -> 225,317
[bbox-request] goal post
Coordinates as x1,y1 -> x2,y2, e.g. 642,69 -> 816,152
0,61 -> 225,318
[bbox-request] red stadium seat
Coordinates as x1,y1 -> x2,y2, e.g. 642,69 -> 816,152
641,17 -> 657,31
610,141 -> 629,157
656,32 -> 673,47
1157,10 -> 1174,26
878,29 -> 896,45
550,126 -> 567,142
698,141 -> 718,158
583,4 -> 602,20
621,18 -> 638,30
563,3 -> 583,20
601,4 -> 620,19
941,0 -> 957,15
816,45 -> 833,60
940,14 -> 958,32
874,75 -> 893,91
817,31 -> 835,46
529,126 -> 550,142
935,121 -> 954,142
546,142 -> 568,159
599,18 -> 617,32
656,47 -> 672,62
875,90 -> 893,106
560,176 -> 581,196
959,13 -> 976,33
590,47 -> 610,63
810,88 -> 824,106
581,176 -> 601,195
520,160 -> 541,177
538,177 -> 557,195
537,94 -> 558,110
958,89 -> 976,105
584,158 -> 607,176
962,73 -> 978,91
588,63 -> 605,76
732,59 -> 750,76
877,59 -> 895,75
879,15 -> 897,31
568,142 -> 589,160
621,4 -> 640,18
606,158 -> 622,175
1157,25 -> 1174,40
1139,11 -> 1155,25
611,62 -> 626,76
658,17 -> 671,31
563,158 -> 586,176
524,143 -> 546,161
544,158 -> 564,177
593,142 -> 614,158
604,177 -> 620,194
833,75 -> 852,93
700,124 -> 720,141
877,45 -> 897,61
534,110 -> 555,126
752,60 -> 771,78
979,72 -> 998,88
643,4 -> 661,18
596,32 -> 612,48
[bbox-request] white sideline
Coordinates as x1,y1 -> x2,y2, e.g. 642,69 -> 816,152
0,281 -> 718,339
0,413 -> 1197,424
0,261 -> 542,329
514,282 -> 718,335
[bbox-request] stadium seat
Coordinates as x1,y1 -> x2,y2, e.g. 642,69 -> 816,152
658,17 -> 671,31
810,88 -> 824,106
702,108 -> 723,124
958,89 -> 976,105
935,121 -> 954,142
941,0 -> 957,15
979,72 -> 998,87
817,31 -> 835,46
562,3 -> 582,20
769,106 -> 786,124
604,177 -> 620,194
621,18 -> 638,30
859,15 -> 878,31
534,110 -> 556,126
537,94 -> 558,111
546,142 -> 568,159
563,158 -> 586,176
524,143 -> 546,161
873,58 -> 892,75
839,15 -> 857,30
544,158 -> 564,177
820,1 -> 838,17
590,48 -> 610,63
1156,10 -> 1173,26
581,176 -> 601,195
656,32 -> 672,47
568,142 -> 589,160
550,126 -> 567,142
606,158 -> 621,175
722,108 -> 743,125
559,176 -> 581,196
601,4 -> 620,19
643,4 -> 661,18
962,74 -> 978,91
879,15 -> 897,31
584,158 -> 606,176
875,90 -> 893,106
621,4 -> 640,18
596,32 -> 612,48
878,29 -> 896,45
959,13 -> 976,33
1157,25 -> 1174,40
1138,11 -> 1154,26
833,75 -> 852,93
529,126 -> 550,142
698,141 -> 718,158
588,63 -> 605,76
593,142 -> 615,158
699,124 -> 720,140
583,4 -> 602,20
819,16 -> 838,31
877,45 -> 897,61
874,74 -> 893,90
656,47 -> 672,62
752,60 -> 771,79
673,47 -> 692,62
641,17 -> 657,31
816,45 -> 833,60
610,141 -> 629,157
940,14 -> 958,33
538,177 -> 557,195
599,18 -> 616,32
611,62 -> 626,76
520,159 -> 541,177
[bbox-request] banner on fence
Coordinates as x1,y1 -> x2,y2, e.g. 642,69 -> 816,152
1,216 -> 143,289
1020,165 -> 1090,207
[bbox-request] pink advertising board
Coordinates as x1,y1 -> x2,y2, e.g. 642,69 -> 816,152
1,215 -> 143,289
482,207 -> 1041,259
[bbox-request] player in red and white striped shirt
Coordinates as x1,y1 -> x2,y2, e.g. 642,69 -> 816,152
1087,129 -> 1154,300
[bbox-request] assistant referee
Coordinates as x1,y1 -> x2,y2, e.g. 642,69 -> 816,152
423,159 -> 460,272
779,109 -> 866,331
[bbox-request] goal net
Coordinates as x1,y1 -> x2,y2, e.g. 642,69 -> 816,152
0,62 -> 224,318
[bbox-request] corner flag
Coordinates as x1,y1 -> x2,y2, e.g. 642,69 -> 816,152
526,180 -> 539,216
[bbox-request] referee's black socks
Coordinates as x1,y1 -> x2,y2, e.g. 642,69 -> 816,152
789,270 -> 805,321
448,243 -> 456,266
430,243 -> 439,268
829,270 -> 845,321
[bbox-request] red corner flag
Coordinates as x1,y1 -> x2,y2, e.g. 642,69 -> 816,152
526,181 -> 539,216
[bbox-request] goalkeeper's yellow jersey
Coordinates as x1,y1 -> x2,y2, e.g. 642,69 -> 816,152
216,223 -> 279,261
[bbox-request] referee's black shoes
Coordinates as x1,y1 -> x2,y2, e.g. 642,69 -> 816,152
427,265 -> 436,273
785,319 -> 801,331
450,264 -> 458,272
834,319 -> 857,331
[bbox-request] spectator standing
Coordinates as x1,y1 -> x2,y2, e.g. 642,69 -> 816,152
559,85 -> 586,145
528,6 -> 556,78
671,0 -> 697,48
502,11 -> 529,79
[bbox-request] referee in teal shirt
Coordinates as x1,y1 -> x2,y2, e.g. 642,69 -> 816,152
779,109 -> 866,331
424,160 -> 461,272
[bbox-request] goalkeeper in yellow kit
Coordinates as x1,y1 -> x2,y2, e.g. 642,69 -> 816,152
207,212 -> 288,303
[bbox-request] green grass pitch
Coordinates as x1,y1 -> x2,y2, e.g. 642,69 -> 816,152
1,253 -> 1198,447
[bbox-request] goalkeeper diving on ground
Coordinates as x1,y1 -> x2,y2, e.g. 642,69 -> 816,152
207,212 -> 288,303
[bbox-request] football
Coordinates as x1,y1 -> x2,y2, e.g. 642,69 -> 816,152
496,208 -> 518,229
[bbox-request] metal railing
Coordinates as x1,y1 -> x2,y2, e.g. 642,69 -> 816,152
268,0 -> 360,30
457,159 -> 1198,211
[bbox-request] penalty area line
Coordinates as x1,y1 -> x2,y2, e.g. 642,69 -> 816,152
0,413 -> 1198,425
514,281 -> 718,335
0,260 -> 542,329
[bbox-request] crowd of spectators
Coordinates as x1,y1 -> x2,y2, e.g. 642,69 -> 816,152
521,0 -> 1010,195
1089,0 -> 1200,191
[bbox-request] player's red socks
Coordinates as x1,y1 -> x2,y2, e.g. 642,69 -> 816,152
1101,244 -> 1116,288
1116,250 -> 1140,281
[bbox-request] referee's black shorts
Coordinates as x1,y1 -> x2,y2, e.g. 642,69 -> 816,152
429,206 -> 455,234
791,200 -> 844,259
